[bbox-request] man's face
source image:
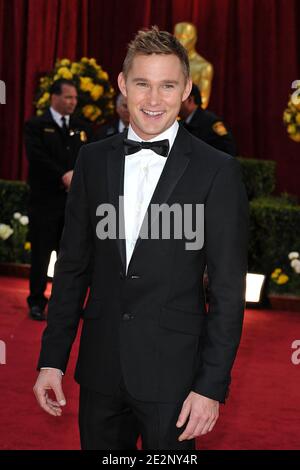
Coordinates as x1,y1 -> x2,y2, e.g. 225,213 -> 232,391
51,84 -> 78,116
116,95 -> 130,126
118,54 -> 192,140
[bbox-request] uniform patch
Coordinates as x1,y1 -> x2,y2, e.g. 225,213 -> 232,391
212,121 -> 228,136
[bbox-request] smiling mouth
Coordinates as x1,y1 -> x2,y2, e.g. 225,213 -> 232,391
141,109 -> 165,117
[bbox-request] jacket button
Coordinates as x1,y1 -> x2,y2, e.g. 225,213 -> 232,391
122,313 -> 134,321
130,274 -> 140,279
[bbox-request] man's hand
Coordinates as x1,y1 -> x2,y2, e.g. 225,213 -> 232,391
176,392 -> 219,441
62,170 -> 73,190
33,369 -> 66,417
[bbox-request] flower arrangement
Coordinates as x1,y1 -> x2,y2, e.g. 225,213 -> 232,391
35,57 -> 115,125
283,84 -> 300,142
0,212 -> 30,263
270,252 -> 300,296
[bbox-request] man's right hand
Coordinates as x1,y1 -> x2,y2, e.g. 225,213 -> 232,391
33,369 -> 66,417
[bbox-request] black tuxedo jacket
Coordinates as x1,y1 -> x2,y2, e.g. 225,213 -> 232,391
24,109 -> 92,210
38,125 -> 249,404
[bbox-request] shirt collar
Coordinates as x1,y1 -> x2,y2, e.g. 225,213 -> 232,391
118,119 -> 127,133
50,107 -> 70,128
127,120 -> 179,153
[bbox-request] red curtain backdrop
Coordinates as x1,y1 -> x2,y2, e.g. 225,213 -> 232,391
0,0 -> 299,197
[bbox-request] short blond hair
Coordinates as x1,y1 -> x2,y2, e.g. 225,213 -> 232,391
122,26 -> 190,82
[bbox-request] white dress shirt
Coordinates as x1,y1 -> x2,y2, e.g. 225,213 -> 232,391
124,120 -> 179,271
50,107 -> 70,128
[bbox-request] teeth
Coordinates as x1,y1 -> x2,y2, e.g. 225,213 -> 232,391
143,110 -> 164,116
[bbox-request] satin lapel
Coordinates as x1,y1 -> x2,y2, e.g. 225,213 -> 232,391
128,126 -> 192,266
106,136 -> 127,270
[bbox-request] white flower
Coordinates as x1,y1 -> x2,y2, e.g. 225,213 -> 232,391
13,212 -> 21,220
288,251 -> 299,260
19,215 -> 29,226
0,223 -> 14,240
291,259 -> 300,273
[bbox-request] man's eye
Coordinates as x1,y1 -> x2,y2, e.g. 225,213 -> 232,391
163,84 -> 174,89
137,82 -> 148,87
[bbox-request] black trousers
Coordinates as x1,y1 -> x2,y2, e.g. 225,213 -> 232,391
27,206 -> 65,309
79,378 -> 195,450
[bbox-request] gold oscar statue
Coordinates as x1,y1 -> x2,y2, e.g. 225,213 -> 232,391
174,22 -> 213,109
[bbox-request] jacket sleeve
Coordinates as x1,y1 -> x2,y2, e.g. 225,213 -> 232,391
24,119 -> 66,178
192,157 -> 249,403
37,146 -> 93,373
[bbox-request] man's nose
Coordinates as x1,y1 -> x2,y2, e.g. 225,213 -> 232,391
147,87 -> 160,106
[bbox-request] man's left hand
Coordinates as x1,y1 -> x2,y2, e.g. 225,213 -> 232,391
176,392 -> 219,441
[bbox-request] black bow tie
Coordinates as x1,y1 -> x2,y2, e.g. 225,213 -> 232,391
123,138 -> 169,157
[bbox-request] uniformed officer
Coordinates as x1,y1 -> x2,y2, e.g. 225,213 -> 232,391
180,83 -> 237,156
95,93 -> 129,140
24,78 -> 92,320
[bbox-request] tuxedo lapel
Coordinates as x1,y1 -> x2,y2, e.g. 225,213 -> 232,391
106,136 -> 127,271
128,126 -> 192,268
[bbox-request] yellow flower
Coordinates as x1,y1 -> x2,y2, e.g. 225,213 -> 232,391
24,242 -> 31,251
37,109 -> 43,116
70,62 -> 82,74
82,104 -> 94,118
90,106 -> 102,121
287,124 -> 296,134
277,274 -> 289,285
57,67 -> 73,80
80,76 -> 94,92
39,76 -> 52,90
90,85 -> 104,101
89,58 -> 97,67
97,70 -> 108,81
82,105 -> 102,121
60,58 -> 71,66
296,113 -> 300,125
37,92 -> 50,106
80,57 -> 89,63
283,111 -> 292,123
54,74 -> 60,81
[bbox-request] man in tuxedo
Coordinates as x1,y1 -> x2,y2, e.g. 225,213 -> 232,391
24,79 -> 92,320
33,28 -> 248,450
180,83 -> 237,156
95,93 -> 130,140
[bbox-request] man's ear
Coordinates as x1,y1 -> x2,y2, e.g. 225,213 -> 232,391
118,72 -> 127,97
182,77 -> 192,102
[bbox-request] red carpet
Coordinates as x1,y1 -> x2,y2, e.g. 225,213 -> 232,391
0,275 -> 300,450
